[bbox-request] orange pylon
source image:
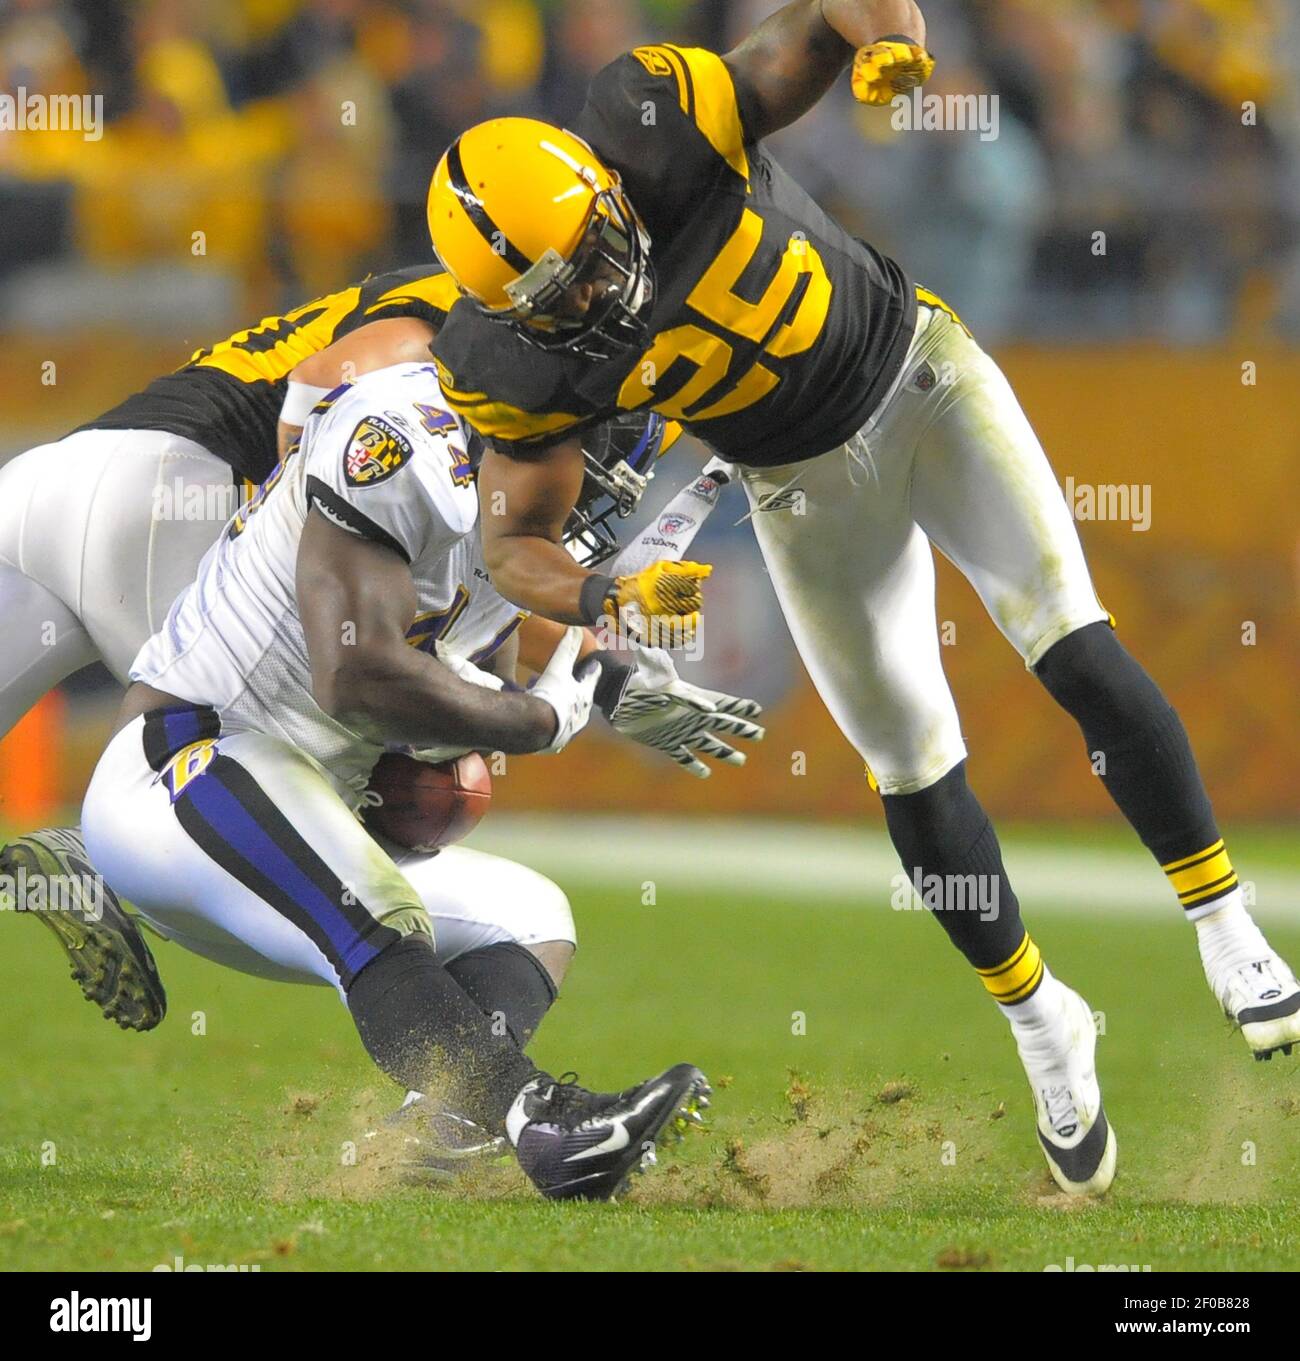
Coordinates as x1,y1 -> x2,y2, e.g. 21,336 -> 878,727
0,691 -> 65,828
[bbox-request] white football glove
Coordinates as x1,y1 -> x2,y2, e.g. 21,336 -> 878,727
529,625 -> 600,754
435,641 -> 505,693
405,644 -> 507,764
610,645 -> 764,778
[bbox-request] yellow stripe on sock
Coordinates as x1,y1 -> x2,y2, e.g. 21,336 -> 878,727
1180,872 -> 1239,907
977,933 -> 1044,1004
1165,845 -> 1234,900
1161,839 -> 1224,874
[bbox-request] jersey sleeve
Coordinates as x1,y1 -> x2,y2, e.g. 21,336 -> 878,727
574,46 -> 751,224
344,265 -> 464,337
302,382 -> 477,565
430,314 -> 605,455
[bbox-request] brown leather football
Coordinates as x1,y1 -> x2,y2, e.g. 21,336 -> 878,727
362,751 -> 492,852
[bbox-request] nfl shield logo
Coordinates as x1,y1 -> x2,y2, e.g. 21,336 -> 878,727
658,512 -> 695,536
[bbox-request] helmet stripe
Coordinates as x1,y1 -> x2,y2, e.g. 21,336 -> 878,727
445,139 -> 535,277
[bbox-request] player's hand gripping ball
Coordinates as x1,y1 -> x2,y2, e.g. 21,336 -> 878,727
851,39 -> 935,105
363,752 -> 492,853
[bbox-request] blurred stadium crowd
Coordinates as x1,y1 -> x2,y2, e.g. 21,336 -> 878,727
2,0 -> 1298,343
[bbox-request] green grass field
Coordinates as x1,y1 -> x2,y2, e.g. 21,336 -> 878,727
2,821 -> 1298,1272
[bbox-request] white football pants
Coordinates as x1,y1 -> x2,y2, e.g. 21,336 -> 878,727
83,712 -> 576,997
0,428 -> 237,741
741,300 -> 1108,796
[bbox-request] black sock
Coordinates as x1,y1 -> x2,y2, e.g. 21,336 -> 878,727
346,934 -> 538,1130
446,941 -> 559,1048
1035,622 -> 1241,914
882,762 -> 1028,972
1035,623 -> 1220,862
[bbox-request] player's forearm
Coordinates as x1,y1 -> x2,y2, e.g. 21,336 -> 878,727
821,0 -> 925,49
320,648 -> 557,754
516,614 -> 599,673
727,0 -> 925,140
484,533 -> 606,627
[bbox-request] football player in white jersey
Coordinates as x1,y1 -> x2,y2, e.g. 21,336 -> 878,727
78,362 -> 713,1201
0,278 -> 760,1032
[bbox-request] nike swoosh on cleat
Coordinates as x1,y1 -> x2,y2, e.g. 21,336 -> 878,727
563,1085 -> 666,1163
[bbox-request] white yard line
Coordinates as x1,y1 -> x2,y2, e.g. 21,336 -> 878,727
464,815 -> 1300,924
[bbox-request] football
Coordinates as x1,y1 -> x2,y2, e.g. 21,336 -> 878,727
362,751 -> 492,852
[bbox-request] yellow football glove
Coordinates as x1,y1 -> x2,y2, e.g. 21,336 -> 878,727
608,559 -> 711,618
603,560 -> 712,649
851,38 -> 935,106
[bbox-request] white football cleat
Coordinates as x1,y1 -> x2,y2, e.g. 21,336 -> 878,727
1196,902 -> 1300,1060
1010,982 -> 1117,1196
1209,955 -> 1300,1061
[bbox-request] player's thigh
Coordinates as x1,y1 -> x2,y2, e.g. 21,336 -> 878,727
741,449 -> 965,795
0,562 -> 98,743
83,716 -> 428,993
383,843 -> 576,963
78,433 -> 237,679
0,429 -> 236,683
909,324 -> 1108,667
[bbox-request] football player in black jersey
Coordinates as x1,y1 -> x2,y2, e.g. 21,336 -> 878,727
423,0 -> 1300,1197
0,269 -> 760,1037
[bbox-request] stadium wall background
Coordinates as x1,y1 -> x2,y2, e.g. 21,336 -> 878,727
0,340 -> 1296,823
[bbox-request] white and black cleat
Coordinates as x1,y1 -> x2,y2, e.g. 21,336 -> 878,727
1211,957 -> 1300,1061
1014,985 -> 1116,1197
2,828 -> 166,1031
507,1063 -> 710,1201
364,1091 -> 508,1180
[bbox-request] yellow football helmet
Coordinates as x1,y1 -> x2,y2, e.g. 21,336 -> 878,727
427,118 -> 654,360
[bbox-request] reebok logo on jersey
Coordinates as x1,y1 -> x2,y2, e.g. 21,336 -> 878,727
345,416 -> 413,487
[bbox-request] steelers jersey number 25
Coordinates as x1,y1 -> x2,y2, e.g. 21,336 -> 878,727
612,46 -> 834,424
622,206 -> 833,422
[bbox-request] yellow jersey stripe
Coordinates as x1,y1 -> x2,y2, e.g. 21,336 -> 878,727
367,272 -> 462,320
662,45 -> 749,183
649,44 -> 691,118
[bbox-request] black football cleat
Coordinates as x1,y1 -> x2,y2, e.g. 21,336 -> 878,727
507,1063 -> 710,1201
2,828 -> 167,1031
